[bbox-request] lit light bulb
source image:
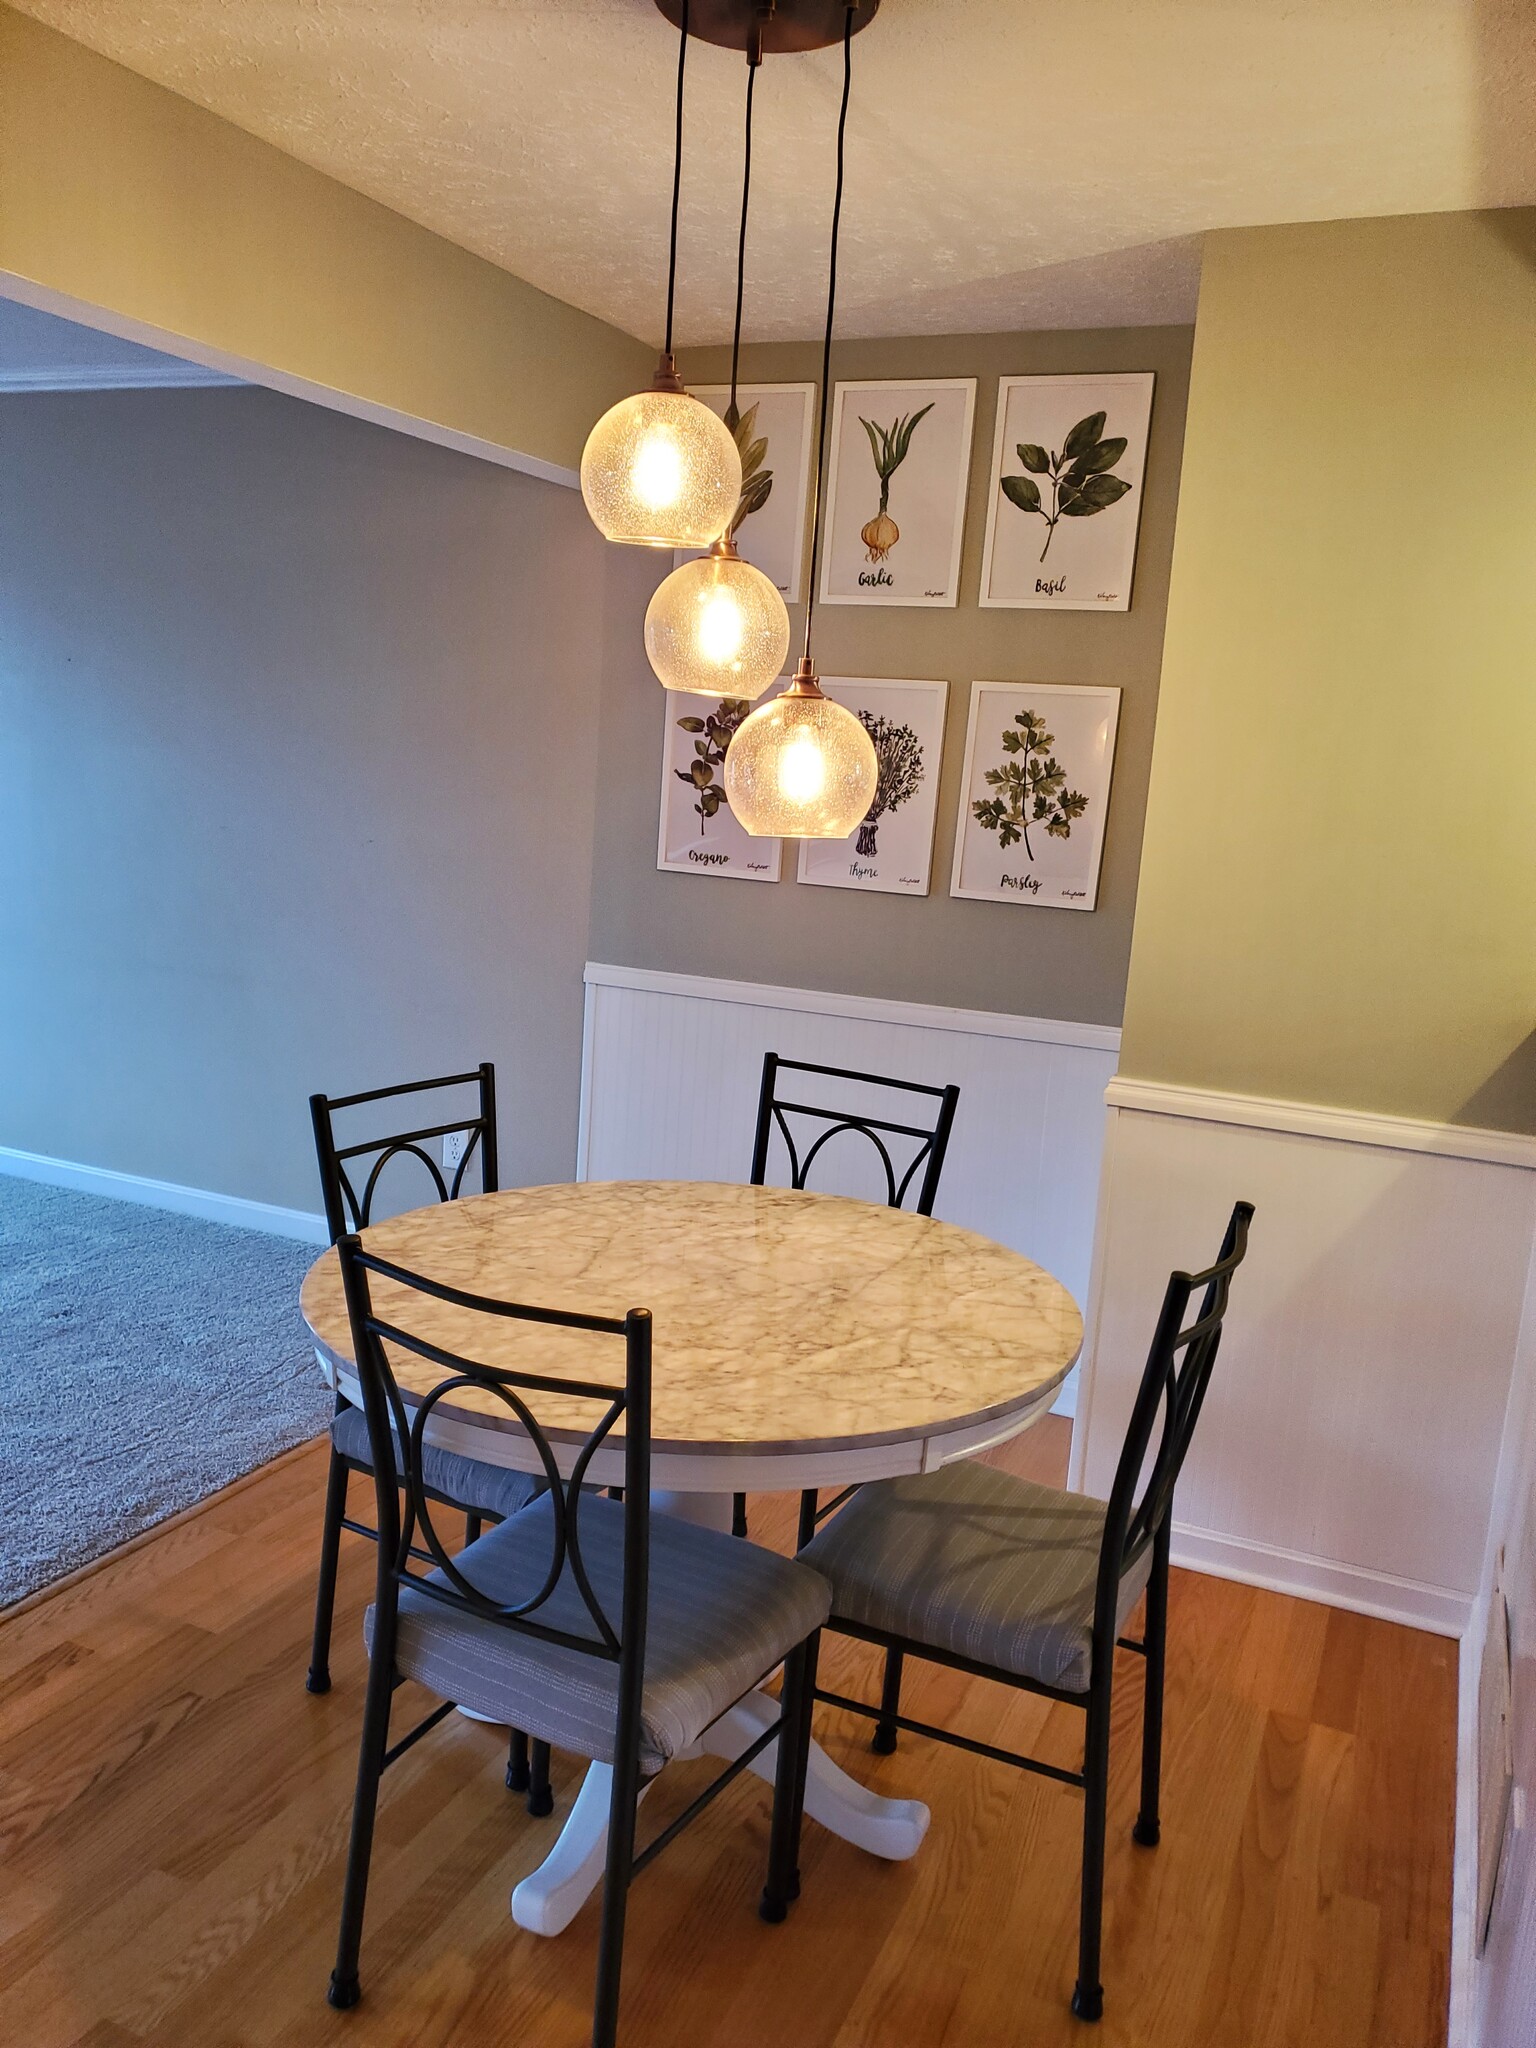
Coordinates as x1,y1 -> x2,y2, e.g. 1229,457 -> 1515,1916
697,586 -> 746,665
580,357 -> 742,548
777,730 -> 826,805
631,428 -> 684,512
723,660 -> 878,838
644,538 -> 791,695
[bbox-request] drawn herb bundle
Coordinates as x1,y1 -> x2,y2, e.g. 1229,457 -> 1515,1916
853,713 -> 924,857
999,411 -> 1131,562
675,698 -> 751,833
858,404 -> 934,562
972,709 -> 1088,861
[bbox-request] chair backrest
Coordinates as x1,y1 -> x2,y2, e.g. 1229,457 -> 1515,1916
1094,1201 -> 1255,1631
748,1051 -> 960,1216
310,1064 -> 499,1242
336,1236 -> 653,1674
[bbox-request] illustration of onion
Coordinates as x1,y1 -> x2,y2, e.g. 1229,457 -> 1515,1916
858,404 -> 933,562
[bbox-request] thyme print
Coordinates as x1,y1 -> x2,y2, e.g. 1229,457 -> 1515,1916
853,713 -> 924,858
675,698 -> 751,833
859,404 -> 934,562
972,709 -> 1088,861
722,400 -> 773,539
1000,410 -> 1131,562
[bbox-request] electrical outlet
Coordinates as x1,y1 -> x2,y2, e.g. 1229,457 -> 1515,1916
443,1129 -> 469,1179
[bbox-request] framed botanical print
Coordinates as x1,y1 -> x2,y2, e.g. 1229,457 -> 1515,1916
673,383 -> 816,601
657,688 -> 783,882
819,377 -> 975,607
978,372 -> 1154,611
796,677 -> 949,897
950,681 -> 1120,910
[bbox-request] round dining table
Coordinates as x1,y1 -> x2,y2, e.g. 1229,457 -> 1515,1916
300,1178 -> 1082,1938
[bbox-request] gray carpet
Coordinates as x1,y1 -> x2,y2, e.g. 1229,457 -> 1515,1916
0,1175 -> 332,1607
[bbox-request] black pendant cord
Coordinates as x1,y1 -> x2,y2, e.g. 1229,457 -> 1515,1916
728,45 -> 760,421
802,6 -> 855,669
663,0 -> 691,361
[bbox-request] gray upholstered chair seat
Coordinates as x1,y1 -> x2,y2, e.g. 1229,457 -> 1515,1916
800,1461 -> 1152,1695
366,1493 -> 832,1773
331,1404 -> 542,1524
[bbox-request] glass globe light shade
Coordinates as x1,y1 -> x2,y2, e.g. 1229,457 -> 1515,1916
580,358 -> 742,549
644,538 -> 791,696
723,661 -> 879,838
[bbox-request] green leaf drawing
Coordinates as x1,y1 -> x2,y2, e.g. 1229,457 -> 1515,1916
999,409 -> 1134,562
970,709 -> 1089,863
722,401 -> 774,541
675,697 -> 751,835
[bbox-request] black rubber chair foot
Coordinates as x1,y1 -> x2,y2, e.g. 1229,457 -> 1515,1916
758,1888 -> 789,1924
870,1725 -> 898,1755
327,1970 -> 361,2010
527,1786 -> 555,1818
306,1669 -> 332,1696
1133,1816 -> 1160,1847
1071,1982 -> 1104,2023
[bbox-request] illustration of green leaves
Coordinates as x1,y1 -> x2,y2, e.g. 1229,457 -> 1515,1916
858,402 -> 935,562
675,698 -> 751,833
723,400 -> 774,539
971,709 -> 1089,862
999,410 -> 1134,562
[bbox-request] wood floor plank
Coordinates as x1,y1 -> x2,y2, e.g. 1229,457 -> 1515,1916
0,1418 -> 1453,2048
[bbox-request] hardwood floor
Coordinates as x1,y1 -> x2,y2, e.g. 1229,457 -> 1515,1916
0,1419 -> 1455,2048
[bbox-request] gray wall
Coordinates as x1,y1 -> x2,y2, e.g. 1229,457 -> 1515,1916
0,386 -> 614,1211
589,325 -> 1193,1025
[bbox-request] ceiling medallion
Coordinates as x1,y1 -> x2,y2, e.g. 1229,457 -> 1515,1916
651,0 -> 880,57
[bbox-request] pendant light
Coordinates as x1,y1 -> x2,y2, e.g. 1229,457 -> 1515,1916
581,0 -> 742,548
644,37 -> 792,694
725,8 -> 877,838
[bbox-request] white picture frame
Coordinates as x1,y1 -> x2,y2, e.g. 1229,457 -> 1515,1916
978,372 -> 1154,612
673,383 -> 816,602
796,677 -> 949,898
819,377 -> 975,608
657,688 -> 783,883
950,681 -> 1120,911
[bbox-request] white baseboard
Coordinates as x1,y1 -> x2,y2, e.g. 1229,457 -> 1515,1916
1169,1520 -> 1473,1639
0,1143 -> 328,1244
1450,1606 -> 1482,2047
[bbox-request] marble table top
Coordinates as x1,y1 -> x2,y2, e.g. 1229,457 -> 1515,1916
300,1180 -> 1082,1460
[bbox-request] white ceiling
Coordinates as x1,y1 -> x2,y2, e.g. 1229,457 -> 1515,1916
14,1 -> 1536,344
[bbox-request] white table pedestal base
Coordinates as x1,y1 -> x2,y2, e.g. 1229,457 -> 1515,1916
509,1484 -> 929,1938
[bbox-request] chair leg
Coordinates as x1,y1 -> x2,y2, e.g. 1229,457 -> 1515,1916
732,1492 -> 749,1539
327,1619 -> 396,2009
1134,1521 -> 1171,1849
506,1728 -> 530,1793
464,1511 -> 483,1546
762,1630 -> 820,1921
528,1739 -> 554,1817
307,1447 -> 351,1695
1071,1662 -> 1113,2023
871,1646 -> 904,1754
590,1744 -> 645,2046
795,1489 -> 818,1552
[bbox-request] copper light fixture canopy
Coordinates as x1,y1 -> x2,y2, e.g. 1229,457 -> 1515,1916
652,0 -> 879,56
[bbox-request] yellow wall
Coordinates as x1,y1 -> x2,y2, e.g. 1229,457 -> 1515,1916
1119,210 -> 1536,1131
0,7 -> 652,477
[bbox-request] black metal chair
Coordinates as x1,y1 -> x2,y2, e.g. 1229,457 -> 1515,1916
798,1201 -> 1255,2022
326,1240 -> 830,2047
306,1065 -> 554,1814
743,1050 -> 961,1742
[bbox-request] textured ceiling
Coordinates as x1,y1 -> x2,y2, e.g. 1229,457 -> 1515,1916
13,1 -> 1536,343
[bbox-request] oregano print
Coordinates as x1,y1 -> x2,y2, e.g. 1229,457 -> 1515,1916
674,698 -> 751,834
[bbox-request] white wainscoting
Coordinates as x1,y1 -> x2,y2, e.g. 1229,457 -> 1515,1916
579,964 -> 1122,1416
1071,1080 -> 1536,1635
